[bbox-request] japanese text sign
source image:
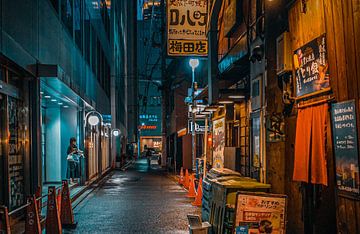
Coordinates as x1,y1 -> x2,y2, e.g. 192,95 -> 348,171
235,192 -> 287,234
331,100 -> 360,194
293,34 -> 330,97
167,0 -> 208,56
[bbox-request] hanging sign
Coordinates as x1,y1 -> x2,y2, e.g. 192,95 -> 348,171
167,0 -> 208,56
235,192 -> 287,234
212,118 -> 225,168
293,34 -> 330,97
331,100 -> 359,194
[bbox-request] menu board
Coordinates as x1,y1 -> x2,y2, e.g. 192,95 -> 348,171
331,100 -> 359,194
293,34 -> 330,97
213,118 -> 225,168
235,192 -> 287,234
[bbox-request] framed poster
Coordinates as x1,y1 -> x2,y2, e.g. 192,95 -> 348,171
293,34 -> 330,98
234,192 -> 287,234
167,0 -> 208,56
213,117 -> 225,168
331,100 -> 359,194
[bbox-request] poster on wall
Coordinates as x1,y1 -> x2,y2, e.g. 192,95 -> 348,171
331,100 -> 359,194
293,33 -> 330,97
235,192 -> 287,234
167,0 -> 208,56
213,118 -> 225,168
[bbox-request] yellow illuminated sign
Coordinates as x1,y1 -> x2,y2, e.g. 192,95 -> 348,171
167,0 -> 208,56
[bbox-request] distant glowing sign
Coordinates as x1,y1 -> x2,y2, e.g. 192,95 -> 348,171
139,125 -> 157,130
167,0 -> 208,56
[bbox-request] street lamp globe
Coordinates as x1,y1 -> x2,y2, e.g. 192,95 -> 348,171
112,129 -> 120,137
88,115 -> 100,126
189,58 -> 199,70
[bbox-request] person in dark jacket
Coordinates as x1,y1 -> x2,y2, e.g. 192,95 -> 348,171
67,137 -> 80,184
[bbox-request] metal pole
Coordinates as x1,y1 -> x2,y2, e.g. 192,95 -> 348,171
203,115 -> 208,178
191,68 -> 196,172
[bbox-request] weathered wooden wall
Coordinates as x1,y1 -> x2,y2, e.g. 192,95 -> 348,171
286,0 -> 360,233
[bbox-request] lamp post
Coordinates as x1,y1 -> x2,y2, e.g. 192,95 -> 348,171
111,128 -> 121,168
189,58 -> 199,172
85,110 -> 103,179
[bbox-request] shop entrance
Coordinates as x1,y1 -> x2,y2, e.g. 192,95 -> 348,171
0,80 -> 29,210
40,84 -> 81,187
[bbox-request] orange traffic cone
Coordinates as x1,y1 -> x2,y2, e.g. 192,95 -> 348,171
46,186 -> 62,234
178,167 -> 184,185
192,177 -> 203,207
184,169 -> 190,189
186,174 -> 196,198
0,206 -> 11,234
25,195 -> 41,234
56,189 -> 61,215
60,180 -> 77,229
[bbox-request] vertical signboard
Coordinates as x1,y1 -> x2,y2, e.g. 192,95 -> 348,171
167,0 -> 208,56
331,100 -> 359,194
213,118 -> 225,168
235,192 -> 287,234
293,34 -> 330,97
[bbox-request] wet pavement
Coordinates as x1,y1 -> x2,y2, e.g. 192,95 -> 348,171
66,159 -> 200,233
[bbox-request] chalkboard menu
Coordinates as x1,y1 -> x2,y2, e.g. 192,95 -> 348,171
331,100 -> 359,194
293,34 -> 330,97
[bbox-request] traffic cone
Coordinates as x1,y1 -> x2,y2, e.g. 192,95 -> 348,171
186,174 -> 196,198
25,195 -> 41,234
184,169 -> 190,189
178,167 -> 184,185
192,177 -> 203,207
57,189 -> 61,215
60,180 -> 77,229
46,186 -> 62,234
0,206 -> 11,234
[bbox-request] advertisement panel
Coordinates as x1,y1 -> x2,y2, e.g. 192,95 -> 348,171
293,34 -> 330,98
235,192 -> 287,234
167,0 -> 208,56
331,100 -> 359,194
212,118 -> 225,168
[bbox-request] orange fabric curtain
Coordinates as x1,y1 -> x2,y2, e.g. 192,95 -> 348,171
293,103 -> 328,186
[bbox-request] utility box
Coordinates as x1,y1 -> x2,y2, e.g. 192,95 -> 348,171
276,32 -> 292,75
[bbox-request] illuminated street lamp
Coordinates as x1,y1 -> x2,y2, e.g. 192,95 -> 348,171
85,110 -> 103,177
189,58 -> 199,172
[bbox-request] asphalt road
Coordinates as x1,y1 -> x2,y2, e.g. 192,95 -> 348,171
66,159 -> 200,233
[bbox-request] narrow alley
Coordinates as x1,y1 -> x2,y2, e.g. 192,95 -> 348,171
67,159 -> 199,233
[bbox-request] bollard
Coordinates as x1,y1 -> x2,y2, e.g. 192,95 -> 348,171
46,186 -> 62,234
25,195 -> 41,234
61,180 -> 77,229
0,206 -> 11,234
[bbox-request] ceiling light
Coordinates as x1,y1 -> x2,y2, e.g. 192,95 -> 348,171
204,107 -> 218,112
63,106 -> 69,108
44,95 -> 51,99
218,100 -> 234,104
40,91 -> 44,95
51,99 -> 57,102
228,95 -> 245,99
58,102 -> 63,105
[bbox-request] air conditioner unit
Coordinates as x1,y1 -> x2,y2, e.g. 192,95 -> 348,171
276,32 -> 292,76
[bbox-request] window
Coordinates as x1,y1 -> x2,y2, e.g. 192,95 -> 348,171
49,0 -> 59,14
61,0 -> 74,36
74,0 -> 83,51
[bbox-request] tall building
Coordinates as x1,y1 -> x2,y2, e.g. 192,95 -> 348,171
0,0 -> 135,211
137,0 -> 163,155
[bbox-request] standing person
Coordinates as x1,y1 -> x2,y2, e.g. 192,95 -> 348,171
67,137 -> 80,184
